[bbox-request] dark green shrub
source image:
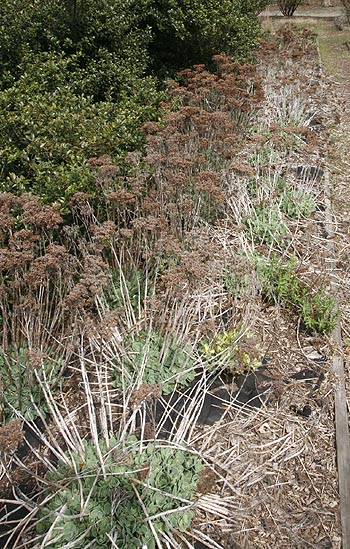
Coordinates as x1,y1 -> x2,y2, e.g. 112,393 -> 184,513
0,53 -> 161,205
0,0 -> 269,206
0,0 -> 152,100
0,1 -> 162,206
0,0 -> 34,88
1,0 -> 271,85
143,0 -> 271,71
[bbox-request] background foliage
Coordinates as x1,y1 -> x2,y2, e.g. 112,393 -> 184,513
0,0 -> 270,205
142,0 -> 270,71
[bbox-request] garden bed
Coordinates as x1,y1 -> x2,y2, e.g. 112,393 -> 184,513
0,23 -> 345,549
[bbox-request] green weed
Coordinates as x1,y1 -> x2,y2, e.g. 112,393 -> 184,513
245,205 -> 288,246
280,188 -> 315,218
248,145 -> 279,167
201,329 -> 263,375
223,270 -> 253,298
256,255 -> 339,335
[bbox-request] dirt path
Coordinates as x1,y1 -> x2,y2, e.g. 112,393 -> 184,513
318,19 -> 350,548
260,7 -> 350,322
291,13 -> 350,548
261,10 -> 350,547
318,19 -> 350,224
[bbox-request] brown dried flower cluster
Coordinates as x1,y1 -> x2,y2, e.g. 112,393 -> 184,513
130,383 -> 163,409
260,25 -> 317,63
0,420 -> 24,453
0,193 -> 117,355
83,59 -> 262,299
